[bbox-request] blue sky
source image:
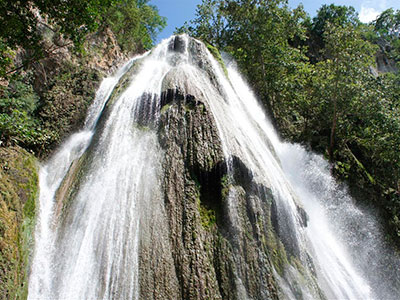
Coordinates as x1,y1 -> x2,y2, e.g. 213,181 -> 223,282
150,0 -> 400,43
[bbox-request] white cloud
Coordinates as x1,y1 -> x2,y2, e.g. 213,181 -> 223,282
359,5 -> 381,23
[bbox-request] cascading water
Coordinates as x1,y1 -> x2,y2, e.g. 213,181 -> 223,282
28,35 -> 400,299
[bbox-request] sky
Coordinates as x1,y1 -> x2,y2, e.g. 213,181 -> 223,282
150,0 -> 400,43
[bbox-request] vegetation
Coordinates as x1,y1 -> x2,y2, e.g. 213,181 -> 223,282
0,146 -> 38,299
179,0 -> 400,244
0,0 -> 165,155
0,0 -> 113,76
0,76 -> 42,147
0,0 -> 165,76
105,0 -> 166,52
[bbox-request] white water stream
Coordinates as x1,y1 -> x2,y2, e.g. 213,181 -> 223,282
28,35 -> 399,299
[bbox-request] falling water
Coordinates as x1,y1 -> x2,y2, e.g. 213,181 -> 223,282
28,35 -> 400,299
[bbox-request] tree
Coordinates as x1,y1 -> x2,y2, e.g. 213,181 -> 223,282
176,0 -> 228,49
373,9 -> 400,61
374,8 -> 400,39
318,22 -> 376,160
0,0 -> 117,76
306,4 -> 360,62
0,0 -> 166,76
106,0 -> 166,52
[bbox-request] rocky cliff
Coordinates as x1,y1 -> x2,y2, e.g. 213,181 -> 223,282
135,43 -> 281,298
141,88 -> 281,299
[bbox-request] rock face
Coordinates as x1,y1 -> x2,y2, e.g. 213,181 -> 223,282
11,24 -> 130,156
84,27 -> 129,74
137,37 -> 281,299
373,38 -> 398,74
138,88 -> 279,299
0,146 -> 38,300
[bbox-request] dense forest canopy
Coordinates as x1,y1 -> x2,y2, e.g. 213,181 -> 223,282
177,0 -> 400,243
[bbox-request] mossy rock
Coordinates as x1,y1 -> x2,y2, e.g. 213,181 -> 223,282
205,42 -> 228,77
0,146 -> 38,300
36,62 -> 102,157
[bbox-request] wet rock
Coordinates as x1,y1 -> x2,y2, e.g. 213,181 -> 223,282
169,35 -> 187,53
135,78 -> 281,299
270,198 -> 302,259
297,205 -> 309,228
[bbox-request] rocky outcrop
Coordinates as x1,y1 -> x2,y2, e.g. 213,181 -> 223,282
137,49 -> 280,297
372,38 -> 398,75
25,25 -> 128,93
375,51 -> 398,74
83,27 -> 129,74
0,146 -> 38,299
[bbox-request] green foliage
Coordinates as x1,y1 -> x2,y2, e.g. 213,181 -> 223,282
0,78 -> 42,146
0,0 -> 117,76
185,0 -> 309,115
105,0 -> 166,52
306,4 -> 360,62
373,9 -> 400,61
0,0 -> 115,49
317,22 -> 376,159
311,4 -> 359,36
0,39 -> 15,77
374,8 -> 400,39
0,61 -> 101,156
176,0 -> 227,48
0,0 -> 165,76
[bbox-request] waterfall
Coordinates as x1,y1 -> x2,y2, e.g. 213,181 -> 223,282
28,35 -> 400,299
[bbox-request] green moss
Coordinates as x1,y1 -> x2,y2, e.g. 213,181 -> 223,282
192,179 -> 217,231
160,103 -> 172,114
0,146 -> 38,299
263,213 -> 289,276
106,60 -> 142,108
134,124 -> 151,131
268,235 -> 289,276
206,43 -> 228,77
22,156 -> 38,219
221,174 -> 231,200
199,203 -> 217,230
